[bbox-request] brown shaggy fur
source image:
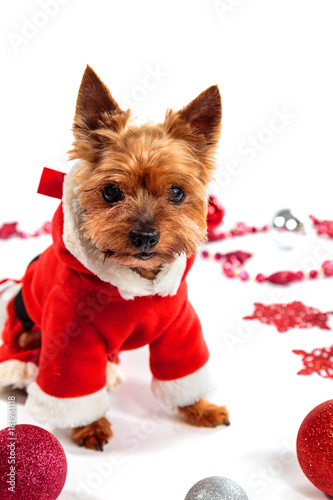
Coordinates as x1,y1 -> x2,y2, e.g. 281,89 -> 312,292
68,65 -> 221,270
45,66 -> 227,449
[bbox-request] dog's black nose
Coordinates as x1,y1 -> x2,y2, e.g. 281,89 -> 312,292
129,229 -> 160,251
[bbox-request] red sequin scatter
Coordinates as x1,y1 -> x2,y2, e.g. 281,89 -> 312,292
266,271 -> 303,284
0,221 -> 51,239
0,222 -> 18,239
207,196 -> 224,231
42,221 -> 52,234
223,257 -> 241,277
293,346 -> 333,378
224,250 -> 252,264
310,215 -> 333,238
244,301 -> 332,333
221,251 -> 252,277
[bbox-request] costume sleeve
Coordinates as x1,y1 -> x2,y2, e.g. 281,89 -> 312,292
26,285 -> 110,428
149,299 -> 213,407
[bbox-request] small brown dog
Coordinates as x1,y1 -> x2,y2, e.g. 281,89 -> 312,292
0,66 -> 229,450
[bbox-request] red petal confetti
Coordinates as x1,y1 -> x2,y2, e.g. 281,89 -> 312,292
293,346 -> 333,378
0,222 -> 18,239
207,230 -> 226,242
42,221 -> 52,234
266,271 -> 303,284
221,251 -> 253,277
207,196 -> 224,231
223,257 -> 241,277
244,301 -> 333,333
224,250 -> 252,264
0,221 -> 51,240
310,215 -> 333,238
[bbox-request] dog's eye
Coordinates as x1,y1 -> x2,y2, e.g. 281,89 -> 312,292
169,186 -> 185,205
102,184 -> 123,204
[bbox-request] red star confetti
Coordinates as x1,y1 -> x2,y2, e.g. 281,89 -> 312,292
293,346 -> 333,378
244,301 -> 333,333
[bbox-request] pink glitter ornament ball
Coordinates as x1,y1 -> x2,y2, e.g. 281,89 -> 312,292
0,424 -> 67,500
297,400 -> 333,496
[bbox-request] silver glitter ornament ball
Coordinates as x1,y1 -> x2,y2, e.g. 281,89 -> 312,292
273,208 -> 304,232
185,476 -> 248,500
272,208 -> 304,250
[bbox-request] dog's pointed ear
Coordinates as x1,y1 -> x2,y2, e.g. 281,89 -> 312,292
165,86 -> 222,150
73,65 -> 127,131
179,85 -> 222,142
69,66 -> 130,163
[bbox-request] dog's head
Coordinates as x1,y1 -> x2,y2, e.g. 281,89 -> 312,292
69,66 -> 221,270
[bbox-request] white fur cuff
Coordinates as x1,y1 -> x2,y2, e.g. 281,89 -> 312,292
0,283 -> 21,335
106,361 -> 126,390
0,360 -> 38,390
26,382 -> 110,428
151,364 -> 214,407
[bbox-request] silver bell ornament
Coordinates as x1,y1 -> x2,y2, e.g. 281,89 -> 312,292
272,208 -> 304,250
185,476 -> 248,500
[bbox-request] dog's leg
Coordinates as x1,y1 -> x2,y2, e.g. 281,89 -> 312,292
72,417 -> 113,451
18,330 -> 41,350
178,398 -> 230,427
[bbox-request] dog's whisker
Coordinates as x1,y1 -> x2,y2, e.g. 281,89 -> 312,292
101,250 -> 116,263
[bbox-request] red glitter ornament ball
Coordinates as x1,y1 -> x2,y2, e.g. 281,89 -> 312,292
297,400 -> 333,496
0,424 -> 67,499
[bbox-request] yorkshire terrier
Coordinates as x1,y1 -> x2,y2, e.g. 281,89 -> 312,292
0,66 -> 229,450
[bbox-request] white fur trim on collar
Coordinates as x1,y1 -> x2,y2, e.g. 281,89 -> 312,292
26,382 -> 110,428
151,363 -> 213,407
62,162 -> 187,300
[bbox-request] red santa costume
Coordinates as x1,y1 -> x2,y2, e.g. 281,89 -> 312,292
0,163 -> 213,429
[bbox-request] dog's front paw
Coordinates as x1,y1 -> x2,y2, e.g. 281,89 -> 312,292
178,398 -> 230,427
72,417 -> 113,451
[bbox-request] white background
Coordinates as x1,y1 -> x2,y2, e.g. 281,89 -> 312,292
1,1 -> 333,499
